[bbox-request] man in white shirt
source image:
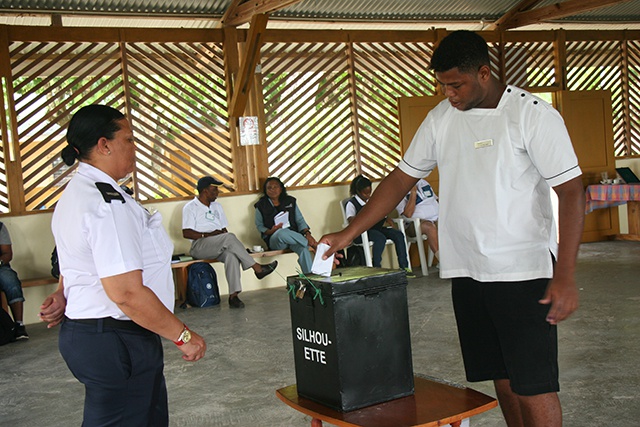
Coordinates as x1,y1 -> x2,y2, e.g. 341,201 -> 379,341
396,179 -> 439,261
182,177 -> 277,308
321,30 -> 585,427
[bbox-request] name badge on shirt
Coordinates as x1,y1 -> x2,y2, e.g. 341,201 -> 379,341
474,139 -> 493,149
205,210 -> 220,222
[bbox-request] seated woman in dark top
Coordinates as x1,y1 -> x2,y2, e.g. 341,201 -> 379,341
345,175 -> 412,276
254,177 -> 317,274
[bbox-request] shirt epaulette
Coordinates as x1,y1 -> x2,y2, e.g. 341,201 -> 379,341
95,182 -> 125,203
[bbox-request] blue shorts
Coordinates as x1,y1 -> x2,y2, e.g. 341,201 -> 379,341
0,265 -> 24,305
451,277 -> 559,396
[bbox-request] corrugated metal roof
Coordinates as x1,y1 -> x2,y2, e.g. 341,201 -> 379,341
1,0 -> 640,29
0,0 -> 228,16
271,0 -> 518,22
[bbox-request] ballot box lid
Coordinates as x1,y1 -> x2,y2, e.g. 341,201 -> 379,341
287,266 -> 407,297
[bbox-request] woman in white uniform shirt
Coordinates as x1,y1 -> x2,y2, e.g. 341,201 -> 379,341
39,105 -> 206,426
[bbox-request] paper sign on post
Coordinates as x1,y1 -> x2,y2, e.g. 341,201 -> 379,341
239,116 -> 260,146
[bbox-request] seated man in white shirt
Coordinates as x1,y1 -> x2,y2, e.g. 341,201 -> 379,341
396,179 -> 439,261
182,176 -> 277,308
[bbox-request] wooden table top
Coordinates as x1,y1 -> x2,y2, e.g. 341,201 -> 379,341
276,375 -> 498,427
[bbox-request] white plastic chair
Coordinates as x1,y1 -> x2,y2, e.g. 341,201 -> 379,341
402,216 -> 435,276
340,198 -> 411,269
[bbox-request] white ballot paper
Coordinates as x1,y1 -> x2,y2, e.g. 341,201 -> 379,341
274,211 -> 290,228
311,243 -> 334,277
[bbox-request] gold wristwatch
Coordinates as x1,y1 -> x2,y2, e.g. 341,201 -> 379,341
173,324 -> 191,346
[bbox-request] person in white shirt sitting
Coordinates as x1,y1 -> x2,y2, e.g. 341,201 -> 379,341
182,176 -> 277,308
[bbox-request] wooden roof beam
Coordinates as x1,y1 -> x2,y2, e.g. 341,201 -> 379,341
229,13 -> 269,118
486,0 -> 544,31
218,0 -> 244,28
222,0 -> 302,27
490,0 -> 633,31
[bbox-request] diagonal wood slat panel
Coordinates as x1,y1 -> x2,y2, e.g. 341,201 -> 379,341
10,41 -> 124,211
261,42 -> 356,187
488,42 -> 502,81
0,78 -> 9,213
625,40 -> 640,157
3,29 -> 640,216
504,41 -> 556,88
8,39 -> 230,212
567,40 -> 626,157
124,41 -> 231,199
353,41 -> 435,181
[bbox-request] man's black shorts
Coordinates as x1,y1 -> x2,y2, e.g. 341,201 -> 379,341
451,277 -> 559,396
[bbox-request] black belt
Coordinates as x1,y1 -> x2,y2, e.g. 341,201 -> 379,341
65,316 -> 152,334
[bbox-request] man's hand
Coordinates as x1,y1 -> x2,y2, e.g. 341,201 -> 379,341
319,231 -> 354,259
542,176 -> 584,325
539,276 -> 579,325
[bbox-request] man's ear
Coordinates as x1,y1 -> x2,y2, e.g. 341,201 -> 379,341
478,64 -> 491,82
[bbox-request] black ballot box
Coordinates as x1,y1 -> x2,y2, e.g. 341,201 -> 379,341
287,266 -> 414,412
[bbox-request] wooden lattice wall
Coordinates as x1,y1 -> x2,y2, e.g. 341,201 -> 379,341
1,26 -> 639,215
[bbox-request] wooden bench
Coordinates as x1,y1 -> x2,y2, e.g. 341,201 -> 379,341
171,248 -> 293,302
1,248 -> 293,312
1,276 -> 58,313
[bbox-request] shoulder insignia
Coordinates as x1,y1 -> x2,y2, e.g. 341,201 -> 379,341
95,182 -> 125,203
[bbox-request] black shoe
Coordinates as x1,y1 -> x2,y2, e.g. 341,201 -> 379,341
14,323 -> 29,340
255,261 -> 278,280
228,295 -> 245,309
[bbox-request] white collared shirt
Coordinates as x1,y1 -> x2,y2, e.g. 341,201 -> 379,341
399,86 -> 582,281
52,162 -> 175,319
345,194 -> 367,220
182,197 -> 229,241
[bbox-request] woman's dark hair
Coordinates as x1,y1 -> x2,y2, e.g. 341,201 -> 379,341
349,174 -> 371,196
430,30 -> 490,74
61,104 -> 126,166
263,177 -> 288,202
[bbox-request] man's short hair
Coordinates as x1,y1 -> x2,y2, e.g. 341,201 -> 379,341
430,30 -> 490,74
197,176 -> 223,193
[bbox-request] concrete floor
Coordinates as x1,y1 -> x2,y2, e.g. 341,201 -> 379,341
1,240 -> 639,427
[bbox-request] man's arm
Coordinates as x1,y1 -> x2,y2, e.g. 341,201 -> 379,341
540,176 -> 585,324
182,228 -> 226,240
321,168 -> 418,256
